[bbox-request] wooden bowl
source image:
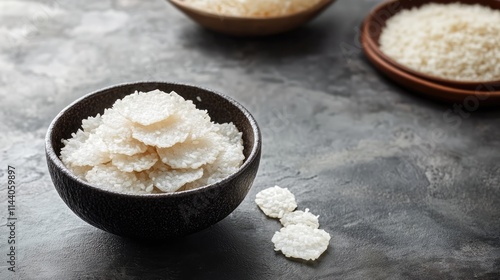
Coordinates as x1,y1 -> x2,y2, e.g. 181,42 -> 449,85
362,0 -> 500,91
167,0 -> 336,36
361,34 -> 500,105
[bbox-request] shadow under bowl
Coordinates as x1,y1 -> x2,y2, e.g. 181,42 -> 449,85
45,81 -> 262,240
167,0 -> 336,36
362,0 -> 500,91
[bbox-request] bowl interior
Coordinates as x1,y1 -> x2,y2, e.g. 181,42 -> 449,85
168,0 -> 335,36
49,82 -> 258,175
363,0 -> 500,89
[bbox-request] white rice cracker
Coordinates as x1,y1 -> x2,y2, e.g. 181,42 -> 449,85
81,114 -> 103,132
189,122 -> 244,187
60,131 -> 111,167
136,171 -> 155,192
111,148 -> 159,172
280,208 -> 320,229
101,108 -> 132,129
215,122 -> 243,146
131,115 -> 190,148
131,106 -> 212,148
148,163 -> 204,193
60,129 -> 88,166
113,90 -> 182,126
183,145 -> 244,190
271,224 -> 331,261
97,110 -> 148,156
255,186 -> 297,218
60,114 -> 108,167
66,165 -> 92,178
60,89 -> 245,194
98,126 -> 148,156
156,132 -> 222,169
85,164 -> 154,194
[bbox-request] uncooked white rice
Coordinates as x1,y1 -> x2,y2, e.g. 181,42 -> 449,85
60,89 -> 244,194
181,0 -> 322,17
380,3 -> 500,81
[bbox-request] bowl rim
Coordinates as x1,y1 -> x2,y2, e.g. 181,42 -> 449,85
363,0 -> 500,87
168,0 -> 335,21
45,81 -> 262,198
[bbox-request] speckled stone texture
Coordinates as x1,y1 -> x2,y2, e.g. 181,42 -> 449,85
0,0 -> 499,279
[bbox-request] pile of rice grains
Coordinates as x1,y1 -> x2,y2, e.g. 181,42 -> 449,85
380,3 -> 500,81
181,0 -> 321,17
60,90 -> 244,194
256,186 -> 331,261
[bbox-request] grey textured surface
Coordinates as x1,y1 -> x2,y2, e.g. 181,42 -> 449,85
0,0 -> 499,279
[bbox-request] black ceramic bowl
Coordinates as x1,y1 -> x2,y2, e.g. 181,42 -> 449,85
45,81 -> 261,240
